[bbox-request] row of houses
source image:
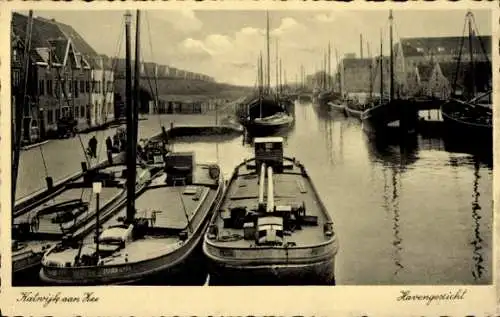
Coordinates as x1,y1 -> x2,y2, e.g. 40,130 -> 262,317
11,12 -> 214,143
115,60 -> 215,82
308,35 -> 491,100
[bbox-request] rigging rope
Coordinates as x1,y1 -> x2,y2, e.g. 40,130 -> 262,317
145,12 -> 162,130
95,15 -> 125,165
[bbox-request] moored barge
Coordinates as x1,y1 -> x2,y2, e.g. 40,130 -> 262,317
203,137 -> 338,285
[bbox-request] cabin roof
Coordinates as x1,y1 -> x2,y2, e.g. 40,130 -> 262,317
254,137 -> 284,143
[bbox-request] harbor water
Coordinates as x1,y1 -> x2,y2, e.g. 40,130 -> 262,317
15,102 -> 492,285
173,102 -> 492,285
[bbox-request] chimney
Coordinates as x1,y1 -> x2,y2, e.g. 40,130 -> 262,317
360,34 -> 364,59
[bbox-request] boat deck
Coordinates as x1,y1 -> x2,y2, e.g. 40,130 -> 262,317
212,159 -> 330,248
44,165 -> 220,267
13,187 -> 122,236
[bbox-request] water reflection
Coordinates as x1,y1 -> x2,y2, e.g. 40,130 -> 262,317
171,100 -> 492,284
471,157 -> 484,280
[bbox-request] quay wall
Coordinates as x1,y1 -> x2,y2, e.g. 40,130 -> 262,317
15,111 -> 231,202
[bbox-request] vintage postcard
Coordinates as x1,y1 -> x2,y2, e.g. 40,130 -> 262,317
0,0 -> 498,316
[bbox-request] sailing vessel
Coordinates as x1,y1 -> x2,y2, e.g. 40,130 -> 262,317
243,12 -> 293,136
40,10 -> 224,286
440,11 -> 492,141
203,137 -> 338,285
361,10 -> 418,137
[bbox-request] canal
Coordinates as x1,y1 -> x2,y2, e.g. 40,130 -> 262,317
172,101 -> 492,285
15,101 -> 492,286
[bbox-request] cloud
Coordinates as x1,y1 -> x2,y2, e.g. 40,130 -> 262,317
314,12 -> 337,23
153,10 -> 203,33
270,17 -> 304,37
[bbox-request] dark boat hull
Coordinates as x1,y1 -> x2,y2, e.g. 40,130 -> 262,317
245,120 -> 292,136
440,107 -> 492,141
207,254 -> 335,285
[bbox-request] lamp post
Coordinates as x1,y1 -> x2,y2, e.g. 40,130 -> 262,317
93,181 -> 102,263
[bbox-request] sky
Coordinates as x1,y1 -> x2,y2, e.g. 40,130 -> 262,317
23,9 -> 491,86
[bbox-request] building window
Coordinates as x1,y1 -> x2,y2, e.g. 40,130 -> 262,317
437,47 -> 445,53
38,79 -> 45,95
74,81 -> 79,98
97,81 -> 101,94
46,79 -> 53,96
416,47 -> 424,53
80,105 -> 85,118
55,82 -> 60,96
47,109 -> 53,124
86,80 -> 90,93
12,49 -> 18,62
80,80 -> 85,93
12,70 -> 20,87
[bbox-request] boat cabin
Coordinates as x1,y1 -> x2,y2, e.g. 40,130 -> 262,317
164,152 -> 196,186
253,137 -> 284,172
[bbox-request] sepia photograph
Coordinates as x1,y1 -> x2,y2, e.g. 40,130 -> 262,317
8,5 -> 493,291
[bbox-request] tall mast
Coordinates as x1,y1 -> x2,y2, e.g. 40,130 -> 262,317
323,52 -> 327,90
335,47 -> 341,95
125,11 -> 135,223
259,51 -> 263,118
275,39 -> 279,97
12,10 -> 34,204
266,11 -> 271,94
360,34 -> 364,58
380,29 -> 384,100
467,12 -> 476,97
279,58 -> 283,94
389,10 -> 394,101
327,42 -> 331,90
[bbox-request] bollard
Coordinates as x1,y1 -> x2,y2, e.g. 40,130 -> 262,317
81,162 -> 88,173
46,176 -> 54,190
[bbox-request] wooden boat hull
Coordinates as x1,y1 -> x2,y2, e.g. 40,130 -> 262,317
440,101 -> 492,141
328,102 -> 346,115
207,253 -> 336,285
245,119 -> 293,136
39,175 -> 224,286
13,165 -> 154,284
344,105 -> 362,119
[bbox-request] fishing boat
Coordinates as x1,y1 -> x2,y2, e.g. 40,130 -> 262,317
243,12 -> 294,136
40,10 -> 224,286
203,136 -> 338,285
441,91 -> 492,139
361,10 -> 418,137
440,12 -> 492,142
